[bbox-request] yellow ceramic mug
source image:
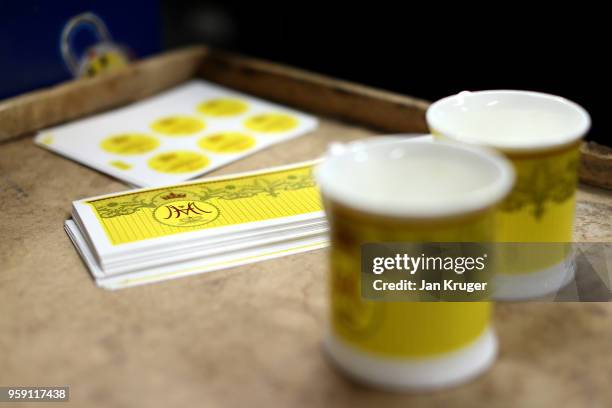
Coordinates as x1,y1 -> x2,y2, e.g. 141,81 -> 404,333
316,138 -> 513,390
426,90 -> 591,299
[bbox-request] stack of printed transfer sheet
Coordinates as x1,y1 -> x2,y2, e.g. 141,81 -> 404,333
65,161 -> 328,289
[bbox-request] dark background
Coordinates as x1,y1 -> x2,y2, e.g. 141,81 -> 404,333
1,1 -> 607,145
162,1 -> 608,146
0,0 -> 160,99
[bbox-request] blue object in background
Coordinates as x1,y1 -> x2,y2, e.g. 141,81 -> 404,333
0,0 -> 161,100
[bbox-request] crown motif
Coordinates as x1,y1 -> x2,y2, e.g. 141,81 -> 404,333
161,192 -> 186,200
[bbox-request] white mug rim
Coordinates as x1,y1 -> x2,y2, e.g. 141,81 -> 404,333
316,137 -> 514,219
426,90 -> 591,153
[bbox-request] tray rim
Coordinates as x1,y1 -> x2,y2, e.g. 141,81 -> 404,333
0,45 -> 608,189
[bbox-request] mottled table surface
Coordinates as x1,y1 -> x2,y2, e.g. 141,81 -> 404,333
1,118 -> 611,408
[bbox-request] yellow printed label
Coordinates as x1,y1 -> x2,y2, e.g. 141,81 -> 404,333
432,131 -> 581,275
497,146 -> 579,242
198,132 -> 256,153
197,98 -> 248,117
151,116 -> 205,136
495,146 -> 580,274
327,202 -> 494,357
101,133 -> 159,155
109,160 -> 132,170
244,113 -> 298,133
86,165 -> 320,245
83,50 -> 128,77
148,151 -> 210,174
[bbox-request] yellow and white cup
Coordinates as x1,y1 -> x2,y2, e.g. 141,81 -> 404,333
426,90 -> 591,300
316,138 -> 514,390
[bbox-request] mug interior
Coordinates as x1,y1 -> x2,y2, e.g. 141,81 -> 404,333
426,90 -> 591,152
316,139 -> 514,218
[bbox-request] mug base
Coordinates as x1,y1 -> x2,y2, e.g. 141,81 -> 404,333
324,327 -> 497,392
493,255 -> 575,300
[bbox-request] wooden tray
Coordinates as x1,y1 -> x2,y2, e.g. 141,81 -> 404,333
1,46 -> 611,407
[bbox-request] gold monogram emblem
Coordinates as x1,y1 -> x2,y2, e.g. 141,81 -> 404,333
153,200 -> 219,227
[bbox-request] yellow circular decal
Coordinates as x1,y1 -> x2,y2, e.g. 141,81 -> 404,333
100,133 -> 159,155
198,132 -> 256,153
83,50 -> 128,77
244,113 -> 298,133
197,98 -> 248,117
151,116 -> 205,136
148,151 -> 210,174
153,200 -> 219,227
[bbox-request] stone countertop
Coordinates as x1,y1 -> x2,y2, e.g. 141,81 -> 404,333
1,118 -> 611,407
